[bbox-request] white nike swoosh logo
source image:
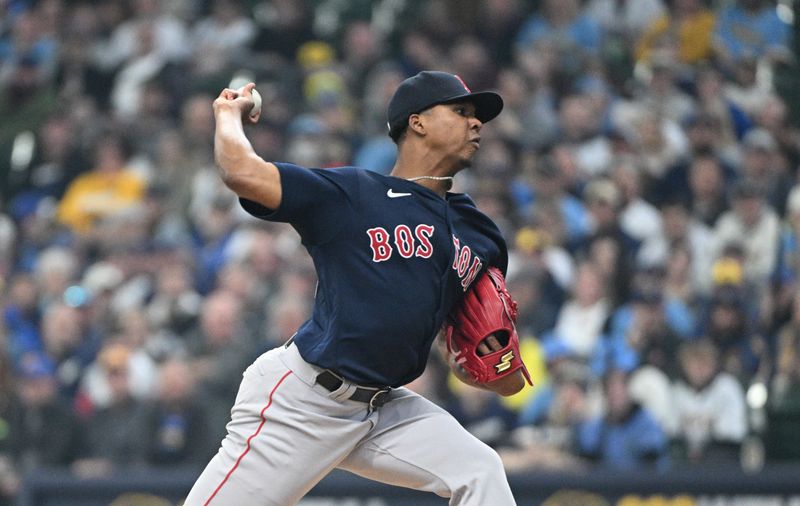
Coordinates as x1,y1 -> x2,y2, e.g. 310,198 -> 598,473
387,189 -> 412,198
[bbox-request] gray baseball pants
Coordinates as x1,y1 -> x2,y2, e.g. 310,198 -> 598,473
184,342 -> 516,505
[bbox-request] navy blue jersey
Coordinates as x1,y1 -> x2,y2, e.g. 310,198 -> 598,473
241,163 -> 508,387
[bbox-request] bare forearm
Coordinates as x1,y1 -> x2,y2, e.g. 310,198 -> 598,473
212,84 -> 281,209
214,110 -> 253,182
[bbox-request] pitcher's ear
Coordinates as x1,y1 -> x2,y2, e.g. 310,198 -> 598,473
408,113 -> 426,136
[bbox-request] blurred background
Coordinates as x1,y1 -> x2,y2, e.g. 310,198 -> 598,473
1,0 -> 800,504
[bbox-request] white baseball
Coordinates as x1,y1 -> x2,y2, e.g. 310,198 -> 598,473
250,88 -> 262,118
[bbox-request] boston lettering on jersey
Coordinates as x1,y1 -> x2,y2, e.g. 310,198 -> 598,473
239,163 -> 508,387
451,235 -> 483,291
366,224 -> 435,261
366,226 -> 480,291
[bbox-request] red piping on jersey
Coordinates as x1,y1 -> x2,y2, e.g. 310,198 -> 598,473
204,369 -> 293,505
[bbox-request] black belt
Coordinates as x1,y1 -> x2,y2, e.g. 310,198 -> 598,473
285,336 -> 391,409
315,370 -> 392,410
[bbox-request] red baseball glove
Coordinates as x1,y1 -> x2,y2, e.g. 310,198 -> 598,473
444,266 -> 532,385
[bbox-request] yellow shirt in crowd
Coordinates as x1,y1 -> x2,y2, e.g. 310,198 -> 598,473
636,10 -> 717,64
57,169 -> 145,234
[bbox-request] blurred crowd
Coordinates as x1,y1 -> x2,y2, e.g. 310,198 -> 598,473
1,0 -> 800,502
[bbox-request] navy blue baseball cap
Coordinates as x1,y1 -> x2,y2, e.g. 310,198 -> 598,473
387,71 -> 503,139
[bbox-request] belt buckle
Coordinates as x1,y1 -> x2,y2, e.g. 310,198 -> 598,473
368,388 -> 391,410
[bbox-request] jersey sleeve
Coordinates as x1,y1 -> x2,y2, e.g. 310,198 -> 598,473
239,163 -> 359,244
451,193 -> 509,275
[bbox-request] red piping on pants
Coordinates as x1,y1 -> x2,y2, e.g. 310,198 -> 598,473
204,369 -> 293,505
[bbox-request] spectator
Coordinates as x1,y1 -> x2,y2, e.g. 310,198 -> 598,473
340,20 -> 386,94
3,274 -> 40,361
701,280 -> 767,380
711,179 -> 780,289
518,344 -> 598,427
39,302 -> 99,399
185,290 -> 253,438
0,8 -> 58,89
543,262 -> 610,359
504,353 -> 594,472
687,154 -> 729,228
611,158 -> 663,248
603,281 -> 691,379
511,223 -> 574,296
0,61 -> 56,169
123,77 -> 175,162
33,245 -> 78,309
558,94 -> 613,179
714,0 -> 792,66
357,61 -> 406,141
586,0 -> 665,42
56,134 -> 145,235
662,241 -> 697,306
77,333 -> 157,412
8,352 -> 79,475
10,193 -> 67,274
474,0 -> 528,65
179,93 -> 217,174
511,155 -> 591,246
260,293 -> 309,352
671,339 -> 748,465
136,182 -> 193,251
450,36 -> 496,92
506,263 -> 561,339
397,30 -> 444,77
655,113 -> 736,206
639,199 -> 715,296
515,0 -> 603,57
189,195 -> 239,294
146,261 -> 201,338
92,0 -> 189,71
581,178 -> 638,304
249,0 -> 313,61
752,94 -> 800,168
695,66 -> 753,144
724,57 -> 774,119
624,109 -> 689,182
635,0 -> 715,65
632,57 -> 696,127
575,369 -> 669,470
492,68 -> 557,149
78,261 -> 125,337
2,112 -> 84,205
584,178 -> 625,239
628,363 -> 676,437
115,306 -> 149,349
236,226 -> 283,300
738,128 -> 792,215
214,261 -> 268,343
146,130 -> 197,220
189,0 -> 256,79
142,358 -> 215,468
72,342 -> 147,476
